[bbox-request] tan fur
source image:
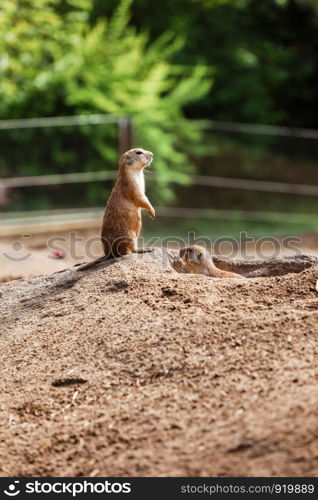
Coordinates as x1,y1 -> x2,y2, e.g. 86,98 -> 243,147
179,245 -> 242,278
77,148 -> 155,271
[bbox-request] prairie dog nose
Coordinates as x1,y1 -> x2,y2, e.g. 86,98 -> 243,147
145,151 -> 153,165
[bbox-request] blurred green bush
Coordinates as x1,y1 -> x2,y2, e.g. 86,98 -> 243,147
94,0 -> 318,127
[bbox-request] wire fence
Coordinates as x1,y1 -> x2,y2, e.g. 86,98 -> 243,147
203,120 -> 318,140
0,114 -> 317,234
2,171 -> 318,196
0,114 -> 121,130
0,207 -> 316,237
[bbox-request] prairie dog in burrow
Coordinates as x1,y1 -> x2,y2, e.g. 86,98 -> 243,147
178,245 -> 242,278
77,148 -> 155,271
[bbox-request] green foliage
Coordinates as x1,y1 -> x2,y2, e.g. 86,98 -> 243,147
0,0 -> 211,209
96,0 -> 318,128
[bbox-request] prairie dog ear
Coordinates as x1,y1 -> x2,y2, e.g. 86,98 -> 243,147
125,152 -> 134,165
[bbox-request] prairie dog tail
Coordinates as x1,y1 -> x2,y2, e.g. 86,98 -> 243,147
75,256 -> 108,271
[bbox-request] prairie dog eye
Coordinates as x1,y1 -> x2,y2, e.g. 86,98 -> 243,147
136,150 -> 143,155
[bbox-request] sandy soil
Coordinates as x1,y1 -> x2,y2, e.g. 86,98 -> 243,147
0,249 -> 318,477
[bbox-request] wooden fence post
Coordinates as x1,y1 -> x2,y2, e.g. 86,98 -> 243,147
118,117 -> 133,155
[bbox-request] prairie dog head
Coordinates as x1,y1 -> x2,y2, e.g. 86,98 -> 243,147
119,148 -> 153,172
180,245 -> 209,263
179,245 -> 210,274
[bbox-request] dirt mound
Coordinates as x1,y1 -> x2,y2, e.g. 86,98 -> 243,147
0,249 -> 318,477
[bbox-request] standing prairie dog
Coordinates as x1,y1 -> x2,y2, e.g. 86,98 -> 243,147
178,245 -> 242,278
77,148 -> 155,271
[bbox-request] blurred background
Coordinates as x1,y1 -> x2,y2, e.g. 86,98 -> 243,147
1,0 -> 318,280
